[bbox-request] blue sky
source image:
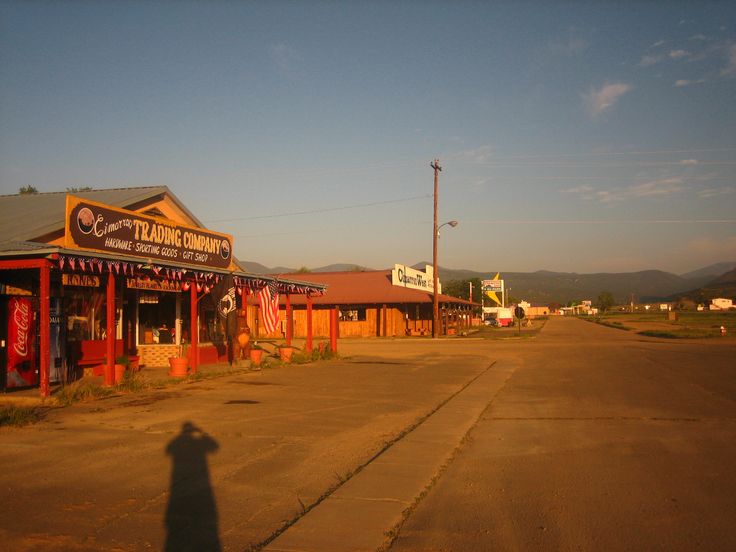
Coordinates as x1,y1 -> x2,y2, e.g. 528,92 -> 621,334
1,1 -> 735,275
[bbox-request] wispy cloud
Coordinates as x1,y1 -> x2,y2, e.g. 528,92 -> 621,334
721,44 -> 736,77
583,82 -> 633,117
679,159 -> 699,165
698,186 -> 736,198
669,49 -> 690,60
640,54 -> 663,67
448,145 -> 495,163
566,178 -> 685,203
674,79 -> 706,87
651,40 -> 666,48
270,43 -> 301,74
561,185 -> 594,194
549,35 -> 589,57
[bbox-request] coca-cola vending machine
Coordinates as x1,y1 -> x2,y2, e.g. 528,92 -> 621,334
2,296 -> 38,389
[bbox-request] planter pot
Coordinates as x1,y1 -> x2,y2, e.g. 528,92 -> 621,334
249,348 -> 264,366
279,346 -> 294,362
114,364 -> 126,384
168,357 -> 189,377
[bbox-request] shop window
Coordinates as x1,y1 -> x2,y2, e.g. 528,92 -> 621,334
138,293 -> 177,344
179,301 -> 223,344
339,307 -> 366,322
66,289 -> 106,341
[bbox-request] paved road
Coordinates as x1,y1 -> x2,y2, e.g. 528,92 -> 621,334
0,337 -> 497,552
389,317 -> 736,551
2,318 -> 734,551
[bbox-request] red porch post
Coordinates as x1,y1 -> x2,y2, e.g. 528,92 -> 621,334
329,306 -> 338,353
190,283 -> 198,374
305,294 -> 313,352
285,294 -> 293,346
39,261 -> 51,397
382,304 -> 387,337
105,272 -> 115,386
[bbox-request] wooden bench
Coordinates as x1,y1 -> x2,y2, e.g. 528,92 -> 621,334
69,340 -> 139,375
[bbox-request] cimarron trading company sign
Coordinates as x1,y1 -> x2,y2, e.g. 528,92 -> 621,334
65,195 -> 233,270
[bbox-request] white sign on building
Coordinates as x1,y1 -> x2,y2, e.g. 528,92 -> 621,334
391,264 -> 441,293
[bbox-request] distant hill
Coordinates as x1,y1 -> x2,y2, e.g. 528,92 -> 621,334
240,259 -> 734,304
679,261 -> 736,281
668,268 -> 736,303
237,260 -> 296,275
238,261 -> 376,275
312,263 -> 374,272
414,263 -> 717,304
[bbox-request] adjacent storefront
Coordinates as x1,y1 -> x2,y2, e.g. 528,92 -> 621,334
0,189 -> 326,396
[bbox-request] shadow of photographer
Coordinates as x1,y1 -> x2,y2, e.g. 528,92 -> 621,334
164,421 -> 221,551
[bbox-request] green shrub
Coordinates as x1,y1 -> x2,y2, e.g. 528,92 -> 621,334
0,405 -> 43,427
55,381 -> 114,407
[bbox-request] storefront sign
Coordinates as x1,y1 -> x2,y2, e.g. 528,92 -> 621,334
391,264 -> 440,293
6,297 -> 38,388
62,274 -> 101,287
65,195 -> 233,269
482,279 -> 503,292
0,284 -> 32,296
127,277 -> 182,293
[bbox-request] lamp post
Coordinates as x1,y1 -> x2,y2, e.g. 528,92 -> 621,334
432,220 -> 458,337
431,158 -> 459,337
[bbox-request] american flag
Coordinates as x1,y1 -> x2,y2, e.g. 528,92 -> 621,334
258,282 -> 280,335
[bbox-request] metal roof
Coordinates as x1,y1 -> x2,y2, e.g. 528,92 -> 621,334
0,187 -> 328,294
267,270 -> 474,306
0,186 -> 200,242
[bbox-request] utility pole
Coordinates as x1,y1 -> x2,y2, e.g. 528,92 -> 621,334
469,281 -> 473,326
431,159 -> 442,338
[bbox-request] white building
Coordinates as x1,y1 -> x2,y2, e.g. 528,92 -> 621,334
710,298 -> 733,310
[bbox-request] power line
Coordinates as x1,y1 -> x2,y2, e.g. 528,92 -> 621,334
203,194 -> 431,223
464,219 -> 736,225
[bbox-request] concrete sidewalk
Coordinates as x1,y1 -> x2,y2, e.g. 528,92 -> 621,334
266,358 -> 519,552
1,337 -> 511,552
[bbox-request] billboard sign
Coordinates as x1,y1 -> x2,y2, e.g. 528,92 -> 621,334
391,264 -> 440,293
65,195 -> 233,270
482,279 -> 503,292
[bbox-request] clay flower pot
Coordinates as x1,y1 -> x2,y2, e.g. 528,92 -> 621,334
279,346 -> 294,362
249,348 -> 264,366
168,357 -> 189,377
114,364 -> 126,384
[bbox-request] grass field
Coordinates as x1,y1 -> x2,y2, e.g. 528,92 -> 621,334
589,311 -> 736,339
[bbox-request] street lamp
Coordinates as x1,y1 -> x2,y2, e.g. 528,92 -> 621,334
432,220 -> 458,337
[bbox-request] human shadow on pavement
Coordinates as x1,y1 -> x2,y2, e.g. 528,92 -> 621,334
164,421 -> 221,551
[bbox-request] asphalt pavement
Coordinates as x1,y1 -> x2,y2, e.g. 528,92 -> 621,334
2,318 -> 735,551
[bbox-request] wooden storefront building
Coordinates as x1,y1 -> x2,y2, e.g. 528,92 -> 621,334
0,187 -> 325,396
254,269 -> 476,339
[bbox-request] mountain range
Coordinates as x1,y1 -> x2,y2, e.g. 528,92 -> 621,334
238,260 -> 736,305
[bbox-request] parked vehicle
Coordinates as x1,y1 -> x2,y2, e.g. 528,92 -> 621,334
496,307 -> 514,327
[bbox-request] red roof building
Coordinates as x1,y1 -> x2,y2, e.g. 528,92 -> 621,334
247,269 -> 476,338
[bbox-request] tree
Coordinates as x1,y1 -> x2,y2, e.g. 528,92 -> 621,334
18,185 -> 38,194
597,291 -> 615,312
295,266 -> 311,273
66,186 -> 93,192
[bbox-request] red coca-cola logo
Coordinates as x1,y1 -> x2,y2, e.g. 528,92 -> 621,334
12,299 -> 31,358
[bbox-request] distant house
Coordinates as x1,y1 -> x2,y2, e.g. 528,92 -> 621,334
517,300 -> 549,318
710,298 -> 734,310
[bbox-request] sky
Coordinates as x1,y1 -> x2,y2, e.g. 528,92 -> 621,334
1,1 -> 735,275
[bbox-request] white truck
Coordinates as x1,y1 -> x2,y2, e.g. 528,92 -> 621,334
483,306 -> 514,327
